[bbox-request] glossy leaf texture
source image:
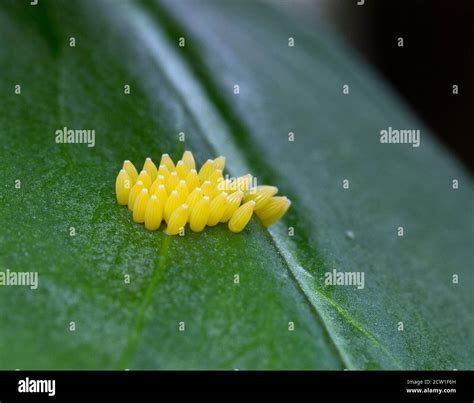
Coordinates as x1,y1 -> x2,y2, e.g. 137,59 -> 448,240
0,0 -> 472,369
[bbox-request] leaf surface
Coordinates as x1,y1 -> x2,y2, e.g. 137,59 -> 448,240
0,0 -> 472,369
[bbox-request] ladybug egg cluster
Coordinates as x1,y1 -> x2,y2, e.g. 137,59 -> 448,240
115,151 -> 290,235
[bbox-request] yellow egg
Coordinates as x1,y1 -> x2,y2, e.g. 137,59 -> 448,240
152,184 -> 168,206
256,196 -> 291,227
189,196 -> 210,232
201,180 -> 214,197
165,171 -> 180,193
150,175 -> 166,194
207,192 -> 228,226
198,159 -> 215,182
132,188 -> 150,223
209,169 -> 223,186
228,200 -> 255,233
166,204 -> 189,235
176,160 -> 190,180
220,190 -> 244,223
185,169 -> 200,192
164,190 -> 181,223
128,180 -> 144,211
182,150 -> 196,170
144,195 -> 163,231
185,187 -> 203,218
176,180 -> 189,202
123,160 -> 138,184
115,169 -> 132,205
143,157 -> 158,181
244,185 -> 278,210
160,153 -> 176,172
213,156 -> 226,171
137,170 -> 152,189
157,164 -> 171,180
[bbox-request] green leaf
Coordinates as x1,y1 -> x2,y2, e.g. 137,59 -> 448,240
0,0 -> 472,370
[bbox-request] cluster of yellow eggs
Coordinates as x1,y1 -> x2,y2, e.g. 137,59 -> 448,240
115,151 -> 290,235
